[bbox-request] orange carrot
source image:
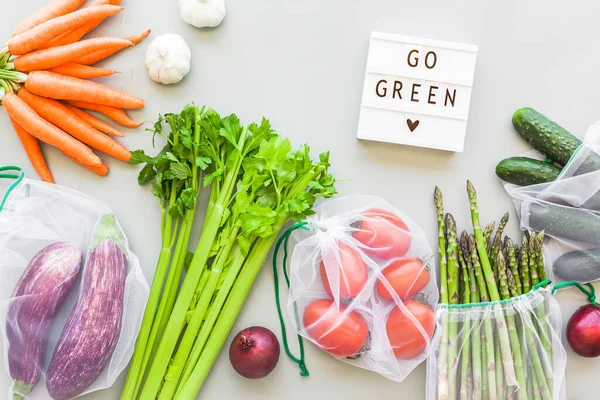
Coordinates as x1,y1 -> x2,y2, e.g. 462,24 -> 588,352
12,0 -> 85,37
63,152 -> 109,176
47,63 -> 118,79
41,0 -> 124,48
77,29 -> 152,65
65,104 -> 124,137
8,117 -> 55,183
7,5 -> 123,55
18,89 -> 131,163
25,71 -> 145,109
2,93 -> 102,167
67,100 -> 142,128
14,38 -> 132,71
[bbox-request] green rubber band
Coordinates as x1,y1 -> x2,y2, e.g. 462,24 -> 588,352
442,279 -> 552,309
273,222 -> 310,377
552,280 -> 599,305
0,166 -> 24,212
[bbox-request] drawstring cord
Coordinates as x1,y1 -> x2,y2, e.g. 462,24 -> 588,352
273,222 -> 310,377
0,166 -> 24,212
552,281 -> 599,305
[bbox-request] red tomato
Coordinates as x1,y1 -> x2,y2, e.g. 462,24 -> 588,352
320,241 -> 368,299
377,258 -> 430,301
303,299 -> 369,358
386,300 -> 435,360
352,208 -> 411,260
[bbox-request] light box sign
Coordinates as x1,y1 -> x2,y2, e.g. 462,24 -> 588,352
357,32 -> 478,152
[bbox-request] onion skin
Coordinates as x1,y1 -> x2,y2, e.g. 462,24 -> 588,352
567,304 -> 600,358
229,326 -> 280,379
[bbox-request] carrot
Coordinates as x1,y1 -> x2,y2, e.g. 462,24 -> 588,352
47,63 -> 118,79
63,153 -> 109,176
18,89 -> 131,163
77,29 -> 152,65
8,117 -> 55,183
65,104 -> 124,137
12,0 -> 85,37
2,93 -> 102,167
67,100 -> 142,128
25,71 -> 145,109
41,0 -> 124,49
14,38 -> 132,71
7,5 -> 123,55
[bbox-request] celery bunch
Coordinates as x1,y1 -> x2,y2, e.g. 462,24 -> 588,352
121,104 -> 336,400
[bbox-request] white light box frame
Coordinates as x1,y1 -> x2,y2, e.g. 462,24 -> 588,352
357,32 -> 478,152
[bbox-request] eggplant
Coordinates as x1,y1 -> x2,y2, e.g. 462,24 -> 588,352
46,215 -> 128,400
7,242 -> 82,399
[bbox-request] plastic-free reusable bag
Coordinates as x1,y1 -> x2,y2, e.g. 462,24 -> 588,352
0,167 -> 149,399
503,121 -> 600,283
426,284 -> 567,400
276,195 -> 439,382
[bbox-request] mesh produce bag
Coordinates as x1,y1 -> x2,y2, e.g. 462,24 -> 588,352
503,121 -> 600,283
0,167 -> 149,399
273,195 -> 439,382
426,283 -> 567,400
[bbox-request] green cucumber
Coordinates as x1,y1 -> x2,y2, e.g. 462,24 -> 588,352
495,157 -> 561,186
512,107 -> 581,166
528,202 -> 600,244
554,248 -> 600,282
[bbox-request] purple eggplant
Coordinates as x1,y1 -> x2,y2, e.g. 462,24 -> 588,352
46,215 -> 128,400
7,242 -> 82,399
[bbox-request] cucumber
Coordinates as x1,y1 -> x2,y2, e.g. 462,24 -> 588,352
527,202 -> 600,244
512,107 -> 581,166
554,248 -> 600,282
495,157 -> 561,186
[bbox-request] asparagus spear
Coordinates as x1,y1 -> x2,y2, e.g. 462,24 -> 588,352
467,181 -> 517,388
468,235 -> 497,400
536,230 -> 547,281
505,237 -> 523,295
492,212 -> 510,259
529,232 -> 540,286
495,337 -> 506,400
520,236 -> 531,293
506,268 -> 520,298
497,251 -> 528,400
445,214 -> 460,399
506,253 -> 554,400
484,221 -> 496,253
466,252 -> 483,400
434,187 -> 450,400
457,232 -> 472,400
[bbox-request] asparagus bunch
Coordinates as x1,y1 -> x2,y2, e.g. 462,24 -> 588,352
434,183 -> 552,400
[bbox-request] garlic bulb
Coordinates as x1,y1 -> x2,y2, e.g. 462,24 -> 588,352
179,0 -> 226,28
145,33 -> 191,85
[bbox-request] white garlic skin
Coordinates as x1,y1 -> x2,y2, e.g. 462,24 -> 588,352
145,33 -> 192,85
179,0 -> 226,28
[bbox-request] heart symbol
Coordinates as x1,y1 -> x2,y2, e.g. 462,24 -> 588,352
407,119 -> 420,132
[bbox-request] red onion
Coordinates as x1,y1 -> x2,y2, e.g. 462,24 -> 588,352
566,304 -> 600,358
229,326 -> 280,379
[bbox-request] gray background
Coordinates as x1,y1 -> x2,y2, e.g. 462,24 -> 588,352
1,0 -> 599,398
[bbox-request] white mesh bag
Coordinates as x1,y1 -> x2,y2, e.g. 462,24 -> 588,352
0,166 -> 149,399
426,284 -> 567,400
274,195 -> 439,382
502,121 -> 600,283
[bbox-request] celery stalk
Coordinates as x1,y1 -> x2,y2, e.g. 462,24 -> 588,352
176,228 -> 283,400
138,128 -> 249,399
174,245 -> 250,396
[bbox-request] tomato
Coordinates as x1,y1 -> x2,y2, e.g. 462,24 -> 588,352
352,208 -> 411,260
320,241 -> 368,299
386,300 -> 435,360
303,299 -> 369,358
377,258 -> 430,301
